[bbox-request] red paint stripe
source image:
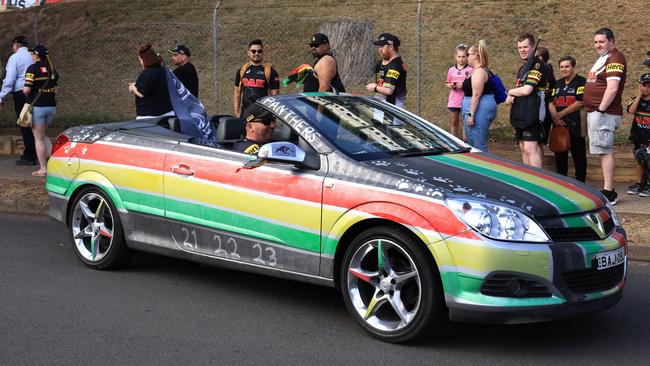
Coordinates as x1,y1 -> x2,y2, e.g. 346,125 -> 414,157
60,142 -> 469,236
349,269 -> 373,284
469,154 -> 602,207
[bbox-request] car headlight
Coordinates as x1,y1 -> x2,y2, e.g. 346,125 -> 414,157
606,202 -> 620,227
446,198 -> 550,242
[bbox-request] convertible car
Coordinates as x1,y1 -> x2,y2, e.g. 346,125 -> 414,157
46,94 -> 627,343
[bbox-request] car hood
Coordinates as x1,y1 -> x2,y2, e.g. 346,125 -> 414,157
365,152 -> 604,217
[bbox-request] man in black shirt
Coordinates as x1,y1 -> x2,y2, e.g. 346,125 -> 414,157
366,33 -> 407,107
234,39 -> 280,118
548,55 -> 587,182
168,44 -> 199,97
234,104 -> 276,155
303,33 -> 345,93
506,33 -> 551,168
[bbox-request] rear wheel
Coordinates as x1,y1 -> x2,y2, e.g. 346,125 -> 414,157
68,187 -> 132,269
340,226 -> 445,343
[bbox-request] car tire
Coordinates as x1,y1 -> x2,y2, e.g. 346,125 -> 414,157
340,226 -> 446,343
68,186 -> 132,269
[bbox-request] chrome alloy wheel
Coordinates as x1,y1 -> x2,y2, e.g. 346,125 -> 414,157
346,239 -> 422,332
71,192 -> 114,262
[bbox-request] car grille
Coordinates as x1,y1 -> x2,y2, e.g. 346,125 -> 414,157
562,263 -> 624,294
544,217 -> 615,242
480,273 -> 552,298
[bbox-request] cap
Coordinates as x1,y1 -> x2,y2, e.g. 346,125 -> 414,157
168,44 -> 191,57
31,44 -> 49,56
640,73 -> 650,84
11,35 -> 28,46
308,33 -> 329,47
242,104 -> 274,123
373,33 -> 400,47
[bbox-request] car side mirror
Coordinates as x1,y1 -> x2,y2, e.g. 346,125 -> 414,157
242,142 -> 307,169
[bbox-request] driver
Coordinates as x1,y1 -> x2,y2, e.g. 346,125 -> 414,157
234,104 -> 276,155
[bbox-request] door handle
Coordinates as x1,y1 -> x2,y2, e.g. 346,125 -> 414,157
171,164 -> 194,176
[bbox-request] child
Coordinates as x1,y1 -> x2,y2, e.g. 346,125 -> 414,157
626,73 -> 650,197
446,44 -> 472,140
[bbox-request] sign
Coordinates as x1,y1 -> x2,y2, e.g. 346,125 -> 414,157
1,0 -> 65,11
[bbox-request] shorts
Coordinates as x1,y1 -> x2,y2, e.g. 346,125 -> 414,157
448,107 -> 461,113
32,106 -> 56,126
515,121 -> 544,142
587,112 -> 621,154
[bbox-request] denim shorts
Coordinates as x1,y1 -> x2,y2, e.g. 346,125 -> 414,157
587,112 -> 621,154
32,106 -> 56,126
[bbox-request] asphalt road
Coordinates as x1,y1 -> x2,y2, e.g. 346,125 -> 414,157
1,213 -> 649,365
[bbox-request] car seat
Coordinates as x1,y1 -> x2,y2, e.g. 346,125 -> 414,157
215,116 -> 245,149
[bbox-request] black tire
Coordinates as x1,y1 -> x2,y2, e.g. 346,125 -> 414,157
339,226 -> 446,343
68,186 -> 132,269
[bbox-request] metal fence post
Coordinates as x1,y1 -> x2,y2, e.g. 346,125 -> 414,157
33,13 -> 39,44
415,0 -> 422,115
212,0 -> 222,114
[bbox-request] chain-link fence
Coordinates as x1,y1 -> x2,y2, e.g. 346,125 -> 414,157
1,0 -> 648,132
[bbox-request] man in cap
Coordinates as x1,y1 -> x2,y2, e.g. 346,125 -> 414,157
234,104 -> 276,155
366,33 -> 408,107
0,36 -> 36,165
233,39 -> 279,118
168,44 -> 199,97
303,33 -> 345,93
583,27 -> 627,205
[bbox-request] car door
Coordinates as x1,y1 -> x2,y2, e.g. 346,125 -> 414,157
162,142 -> 327,276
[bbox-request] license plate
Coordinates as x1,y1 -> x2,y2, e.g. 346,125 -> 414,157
595,247 -> 625,270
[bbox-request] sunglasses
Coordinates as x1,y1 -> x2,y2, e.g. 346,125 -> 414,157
249,49 -> 263,54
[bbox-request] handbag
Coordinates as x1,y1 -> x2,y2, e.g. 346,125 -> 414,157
548,124 -> 571,153
509,92 -> 541,129
488,70 -> 507,104
16,64 -> 53,128
17,103 -> 33,128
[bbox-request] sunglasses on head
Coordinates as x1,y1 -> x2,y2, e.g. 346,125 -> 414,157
249,49 -> 263,54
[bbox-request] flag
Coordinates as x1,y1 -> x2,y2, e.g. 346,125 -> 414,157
164,67 -> 217,146
282,64 -> 315,88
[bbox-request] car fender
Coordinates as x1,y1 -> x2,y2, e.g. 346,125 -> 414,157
324,201 -> 448,260
65,171 -> 126,212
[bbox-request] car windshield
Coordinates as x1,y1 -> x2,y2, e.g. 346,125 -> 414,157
282,95 -> 466,160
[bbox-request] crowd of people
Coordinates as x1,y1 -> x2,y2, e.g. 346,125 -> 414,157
446,28 -> 650,205
2,27 -> 649,205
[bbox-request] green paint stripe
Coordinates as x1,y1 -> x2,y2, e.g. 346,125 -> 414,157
117,188 -> 165,212
45,177 -> 320,253
430,155 -> 579,212
165,198 -> 320,253
46,175 -> 68,195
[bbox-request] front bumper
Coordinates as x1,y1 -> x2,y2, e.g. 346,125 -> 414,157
448,288 -> 622,324
436,226 -> 627,324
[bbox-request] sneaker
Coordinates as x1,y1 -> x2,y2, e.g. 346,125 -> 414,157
640,187 -> 650,197
627,183 -> 643,195
600,189 -> 618,205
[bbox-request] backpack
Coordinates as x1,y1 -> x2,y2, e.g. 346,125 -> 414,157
237,62 -> 272,95
488,69 -> 507,104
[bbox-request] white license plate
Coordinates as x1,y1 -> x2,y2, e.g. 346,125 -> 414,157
595,247 -> 625,270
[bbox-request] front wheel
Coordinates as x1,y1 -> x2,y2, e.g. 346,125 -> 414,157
340,226 -> 446,343
68,187 -> 132,269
